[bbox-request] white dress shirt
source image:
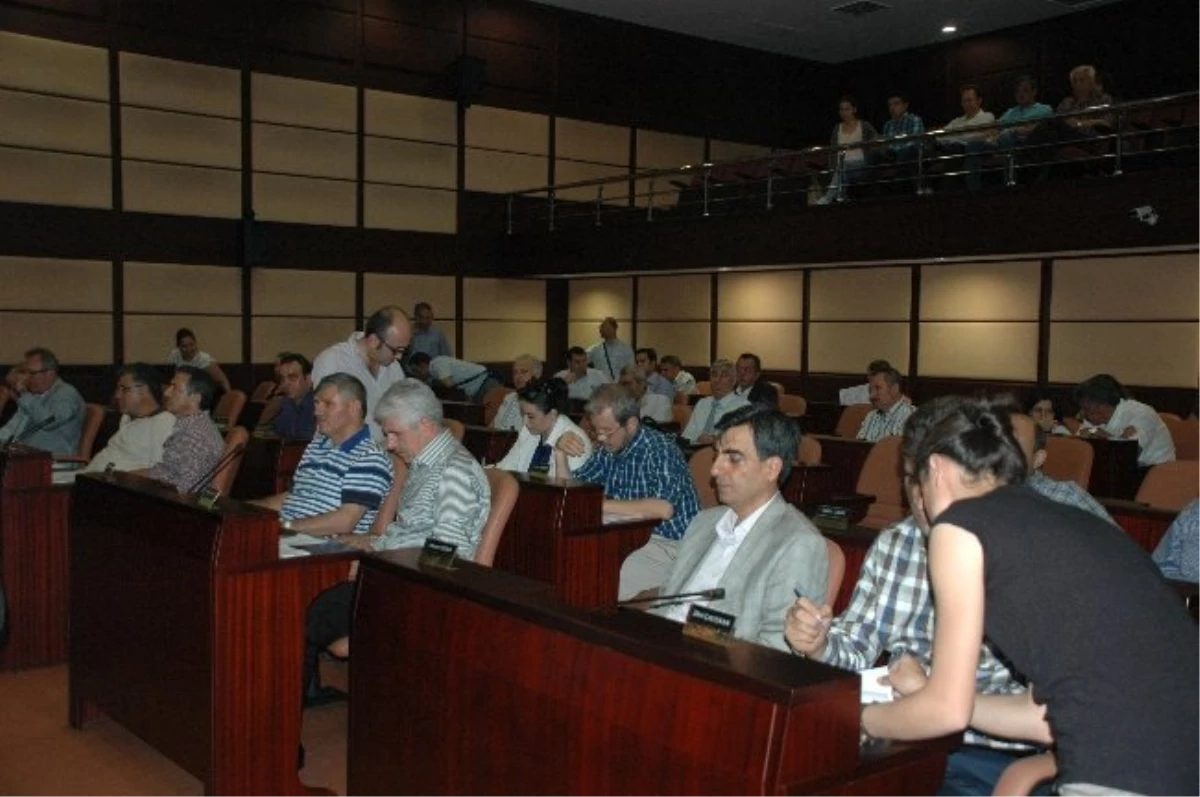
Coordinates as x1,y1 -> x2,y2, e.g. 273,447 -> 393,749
1080,398 -> 1175,466
681,394 -> 751,442
554,368 -> 609,402
495,413 -> 592,477
639,392 -> 673,424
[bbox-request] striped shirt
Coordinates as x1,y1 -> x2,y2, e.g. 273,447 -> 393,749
856,397 -> 914,442
280,426 -> 393,533
573,425 -> 701,541
373,429 -> 490,557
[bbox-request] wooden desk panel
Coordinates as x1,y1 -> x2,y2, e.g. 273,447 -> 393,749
1101,498 -> 1177,553
460,424 -> 517,464
230,434 -> 308,500
783,463 -> 836,511
1081,437 -> 1142,500
814,435 -> 875,496
348,550 -> 950,795
69,473 -> 351,795
0,445 -> 71,670
440,400 -> 486,427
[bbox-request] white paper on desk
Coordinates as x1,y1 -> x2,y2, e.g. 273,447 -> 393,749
602,511 -> 652,525
279,542 -> 311,559
52,469 -> 82,485
860,666 -> 895,704
281,531 -> 327,546
839,384 -> 871,406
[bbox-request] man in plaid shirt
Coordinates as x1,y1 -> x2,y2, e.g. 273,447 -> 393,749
880,91 -> 927,194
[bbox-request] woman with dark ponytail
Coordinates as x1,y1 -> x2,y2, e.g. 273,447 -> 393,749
494,378 -> 592,478
859,396 -> 1197,796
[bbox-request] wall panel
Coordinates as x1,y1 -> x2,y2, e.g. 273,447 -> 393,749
568,278 -> 633,320
808,321 -> 910,374
921,261 -> 1039,320
0,32 -> 108,99
120,53 -> 240,117
252,269 -> 355,316
1051,254 -> 1200,320
636,129 -> 704,170
0,89 -> 110,154
638,275 -> 711,320
463,321 -> 546,362
124,262 -> 241,314
252,173 -> 357,226
363,274 -> 456,316
465,149 -> 547,194
553,160 -> 629,203
463,278 -> 546,320
0,257 -> 112,311
251,73 -> 356,130
0,148 -> 111,208
365,138 -> 456,188
364,90 -> 457,144
810,267 -> 910,320
719,272 -> 803,321
122,108 -> 240,168
123,162 -> 241,217
363,185 -> 457,233
465,107 -> 549,154
253,124 -> 356,179
637,321 -> 710,366
1049,322 -> 1199,388
123,315 -> 241,363
709,140 -> 773,162
717,322 -> 801,369
0,312 -> 112,365
568,321 -> 632,352
252,317 -> 356,363
555,118 -> 629,165
920,322 -> 1038,380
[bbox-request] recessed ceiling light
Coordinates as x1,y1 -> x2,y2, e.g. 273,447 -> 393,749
941,24 -> 957,33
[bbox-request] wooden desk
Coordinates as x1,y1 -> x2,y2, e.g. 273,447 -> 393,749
68,472 -> 352,795
494,475 -> 657,607
1100,498 -> 1177,552
1081,437 -> 1142,499
460,424 -> 517,464
0,445 -> 71,670
348,549 -> 951,795
440,400 -> 486,426
230,433 -> 308,500
814,435 -> 875,495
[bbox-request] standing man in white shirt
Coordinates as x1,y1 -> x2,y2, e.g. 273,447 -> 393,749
1075,374 -> 1175,466
681,360 -> 750,444
311,306 -> 412,441
587,317 -> 634,382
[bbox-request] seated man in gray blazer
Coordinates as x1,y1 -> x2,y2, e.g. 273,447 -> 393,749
649,404 -> 828,652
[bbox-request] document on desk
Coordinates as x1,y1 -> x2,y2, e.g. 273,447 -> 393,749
602,511 -> 652,525
279,531 -> 355,558
860,666 -> 895,704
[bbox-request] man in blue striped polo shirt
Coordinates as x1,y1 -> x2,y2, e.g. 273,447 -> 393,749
255,372 -> 393,537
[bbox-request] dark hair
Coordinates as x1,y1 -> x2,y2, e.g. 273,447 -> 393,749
888,91 -> 910,105
278,352 -> 312,375
870,362 -> 902,386
660,354 -> 682,368
175,327 -> 195,346
1034,425 -> 1050,453
363,306 -> 407,340
1024,389 -> 1060,419
517,378 -> 569,416
24,347 -> 59,372
1014,74 -> 1038,92
910,397 -> 1028,487
409,352 -> 432,368
960,83 -> 981,99
176,365 -> 217,411
867,359 -> 893,374
413,301 -> 432,315
316,372 -> 367,420
635,347 -> 658,362
117,362 -> 164,404
737,353 -> 763,371
839,94 -> 858,110
716,404 -> 801,485
901,395 -> 965,464
1074,374 -> 1123,409
566,346 -> 587,360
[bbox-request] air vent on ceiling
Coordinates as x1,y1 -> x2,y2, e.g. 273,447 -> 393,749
831,0 -> 890,17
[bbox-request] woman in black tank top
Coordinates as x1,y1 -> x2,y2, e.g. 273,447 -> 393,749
859,397 -> 1198,796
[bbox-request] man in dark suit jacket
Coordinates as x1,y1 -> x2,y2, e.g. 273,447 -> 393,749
734,353 -> 779,408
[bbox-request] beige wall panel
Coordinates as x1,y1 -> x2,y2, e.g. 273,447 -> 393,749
0,90 -> 109,154
921,261 -> 1040,321
0,257 -> 111,311
120,53 -> 239,116
123,315 -> 241,363
638,275 -> 711,320
920,322 -> 1038,380
808,322 -> 910,374
465,106 -> 548,154
637,129 -> 705,170
364,90 -> 456,144
0,148 -> 110,208
1051,254 -> 1200,320
363,274 -> 455,317
123,108 -> 240,168
251,73 -> 355,131
636,322 -> 710,366
0,312 -> 111,364
554,160 -> 629,203
0,32 -> 107,99
555,118 -> 629,165
569,278 -> 633,320
124,262 -> 241,314
252,317 -> 356,363
719,271 -> 804,321
253,124 -> 355,179
365,137 -> 456,188
252,173 -> 356,226
252,269 -> 355,316
1049,322 -> 1199,388
465,149 -> 547,194
716,322 -> 801,369
463,279 -> 545,320
568,321 -> 632,352
123,161 -> 241,218
463,321 -> 546,363
363,184 -> 457,234
810,267 -> 910,320
709,140 -> 773,162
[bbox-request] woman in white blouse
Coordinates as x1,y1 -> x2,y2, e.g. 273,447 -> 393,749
495,378 -> 592,478
817,95 -> 878,205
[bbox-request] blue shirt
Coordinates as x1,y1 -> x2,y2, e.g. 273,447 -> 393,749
1153,499 -> 1199,582
409,326 -> 453,359
0,378 -> 85,455
998,102 -> 1054,126
881,112 -> 925,152
273,390 -> 316,439
573,425 -> 701,541
280,426 -> 393,533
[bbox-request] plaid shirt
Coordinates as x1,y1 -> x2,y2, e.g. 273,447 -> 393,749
1026,471 -> 1114,524
573,425 -> 701,541
881,112 -> 925,152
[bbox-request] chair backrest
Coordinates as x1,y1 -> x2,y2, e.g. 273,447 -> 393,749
213,389 -> 247,430
856,435 -> 906,529
481,386 -> 514,426
475,469 -> 520,566
768,381 -> 785,398
445,418 -> 466,441
824,538 -> 846,608
834,404 -> 872,439
1161,415 -> 1199,461
778,394 -> 807,417
797,435 -> 822,466
694,380 -> 712,396
1158,412 -> 1184,423
250,380 -> 277,403
673,390 -> 690,406
255,395 -> 283,431
688,446 -> 719,509
210,426 -> 249,496
1041,436 -> 1094,490
1135,460 -> 1200,512
77,403 -> 107,460
672,403 -> 693,427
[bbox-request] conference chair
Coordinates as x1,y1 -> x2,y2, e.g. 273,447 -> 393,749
778,393 -> 807,417
855,435 -> 906,530
768,381 -> 786,398
445,418 -> 466,442
212,389 -> 247,431
474,469 -> 520,567
672,403 -> 693,428
797,434 -> 822,466
75,403 -> 107,460
481,385 -> 514,427
1041,436 -> 1095,490
694,381 -> 712,396
210,426 -> 249,496
1134,460 -> 1200,512
834,403 -> 872,438
823,538 -> 846,609
249,380 -> 277,403
1160,415 -> 1199,460
688,445 -> 718,509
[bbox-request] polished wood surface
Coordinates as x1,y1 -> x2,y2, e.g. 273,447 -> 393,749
493,475 -> 656,607
805,401 -> 844,436
68,472 -> 353,795
0,445 -> 71,670
1081,437 -> 1142,500
230,433 -> 308,500
460,424 -> 517,464
1100,498 -> 1177,553
782,463 -> 836,511
440,400 -> 486,427
814,435 -> 875,496
348,549 -> 950,795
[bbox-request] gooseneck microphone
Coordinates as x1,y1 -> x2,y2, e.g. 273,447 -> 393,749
6,414 -> 57,447
617,587 -> 725,610
185,443 -> 245,495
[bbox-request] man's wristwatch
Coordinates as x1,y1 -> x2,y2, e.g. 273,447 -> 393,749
281,518 -> 294,532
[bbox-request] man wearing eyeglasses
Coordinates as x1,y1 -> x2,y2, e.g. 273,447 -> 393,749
0,346 -> 85,455
86,363 -> 176,473
312,306 -> 412,442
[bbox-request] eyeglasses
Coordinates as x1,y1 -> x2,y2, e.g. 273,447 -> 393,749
593,425 -> 624,441
378,340 -> 406,358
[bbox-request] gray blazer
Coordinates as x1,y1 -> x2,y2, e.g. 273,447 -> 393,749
656,495 -> 828,652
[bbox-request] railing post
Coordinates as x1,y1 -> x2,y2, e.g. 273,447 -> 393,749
646,178 -> 655,221
835,149 -> 847,203
548,189 -> 555,232
766,156 -> 775,210
1113,109 -> 1124,177
595,184 -> 603,227
915,137 -> 925,195
505,194 -> 513,235
1005,152 -> 1016,188
702,167 -> 710,217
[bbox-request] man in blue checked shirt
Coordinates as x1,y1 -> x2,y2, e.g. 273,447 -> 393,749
880,91 -> 927,194
554,383 -> 702,599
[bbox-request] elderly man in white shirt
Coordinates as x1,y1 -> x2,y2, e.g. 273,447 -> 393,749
619,365 -> 672,425
680,359 -> 750,444
1075,374 -> 1175,466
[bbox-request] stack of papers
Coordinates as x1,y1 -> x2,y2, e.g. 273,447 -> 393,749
859,666 -> 895,704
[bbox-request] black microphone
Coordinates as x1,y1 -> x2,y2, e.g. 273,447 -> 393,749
6,414 -> 57,447
617,587 -> 725,610
185,443 -> 245,495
